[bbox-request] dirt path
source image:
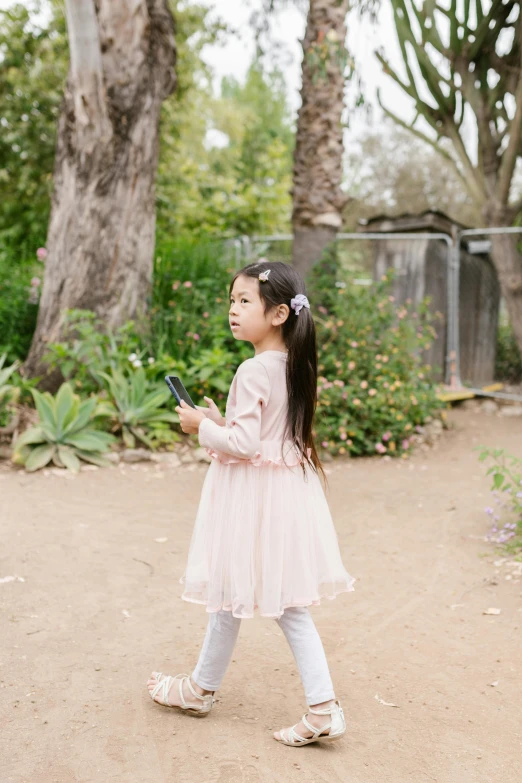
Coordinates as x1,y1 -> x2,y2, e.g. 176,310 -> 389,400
1,407 -> 521,783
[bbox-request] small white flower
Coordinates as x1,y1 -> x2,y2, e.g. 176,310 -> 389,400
148,357 -> 155,365
326,29 -> 339,43
128,353 -> 137,362
258,269 -> 271,282
132,359 -> 142,368
335,281 -> 346,288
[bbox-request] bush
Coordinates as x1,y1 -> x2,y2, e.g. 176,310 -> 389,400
308,255 -> 442,457
0,251 -> 40,362
33,240 -> 443,459
477,446 -> 522,552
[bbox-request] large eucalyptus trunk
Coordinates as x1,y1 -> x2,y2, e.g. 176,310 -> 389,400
24,0 -> 176,383
292,0 -> 349,278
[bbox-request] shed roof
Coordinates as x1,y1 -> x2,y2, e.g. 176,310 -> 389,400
357,209 -> 469,235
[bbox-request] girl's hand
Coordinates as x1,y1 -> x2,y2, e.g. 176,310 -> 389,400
175,399 -> 207,434
196,396 -> 225,426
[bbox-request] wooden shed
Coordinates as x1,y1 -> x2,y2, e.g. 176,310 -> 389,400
357,211 -> 500,384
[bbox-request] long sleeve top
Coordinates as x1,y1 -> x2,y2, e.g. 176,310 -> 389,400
197,351 -> 305,467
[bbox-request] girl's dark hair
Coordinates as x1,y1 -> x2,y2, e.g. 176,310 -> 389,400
229,261 -> 325,482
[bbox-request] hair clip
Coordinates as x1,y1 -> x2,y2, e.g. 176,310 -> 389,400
258,269 -> 271,282
290,294 -> 310,315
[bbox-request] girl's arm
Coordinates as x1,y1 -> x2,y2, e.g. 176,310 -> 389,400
198,359 -> 270,459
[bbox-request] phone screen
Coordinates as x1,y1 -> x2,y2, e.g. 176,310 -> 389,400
165,376 -> 196,409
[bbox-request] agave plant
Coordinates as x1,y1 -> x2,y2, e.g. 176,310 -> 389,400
96,367 -> 178,448
0,353 -> 20,410
12,383 -> 115,472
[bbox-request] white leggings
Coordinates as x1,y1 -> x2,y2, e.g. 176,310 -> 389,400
192,606 -> 335,706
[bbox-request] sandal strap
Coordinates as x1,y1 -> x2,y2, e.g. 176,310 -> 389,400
302,713 -> 329,736
282,724 -> 309,745
150,675 -> 174,707
309,700 -> 339,716
184,675 -> 207,702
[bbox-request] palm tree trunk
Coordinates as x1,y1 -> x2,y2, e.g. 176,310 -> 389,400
24,0 -> 176,385
292,0 -> 349,278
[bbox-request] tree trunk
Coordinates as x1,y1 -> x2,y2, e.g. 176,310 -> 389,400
291,0 -> 349,279
487,206 -> 522,356
24,0 -> 176,384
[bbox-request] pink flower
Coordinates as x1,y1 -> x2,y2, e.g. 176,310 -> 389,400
368,388 -> 377,396
382,431 -> 392,441
184,280 -> 193,288
203,312 -> 209,318
353,398 -> 361,406
341,391 -> 348,400
193,333 -> 200,340
388,295 -> 395,302
30,277 -> 41,287
348,361 -> 356,370
360,380 -> 368,389
36,247 -> 47,261
351,341 -> 358,348
375,443 -> 387,454
172,281 -> 180,290
402,439 -> 410,450
321,441 -> 329,448
340,432 -> 347,441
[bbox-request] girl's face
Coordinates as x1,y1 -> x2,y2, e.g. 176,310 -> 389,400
229,274 -> 288,345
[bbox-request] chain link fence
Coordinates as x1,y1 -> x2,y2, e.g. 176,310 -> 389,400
232,229 -> 522,402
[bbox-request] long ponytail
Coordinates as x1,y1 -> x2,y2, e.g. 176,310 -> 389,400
230,261 -> 325,482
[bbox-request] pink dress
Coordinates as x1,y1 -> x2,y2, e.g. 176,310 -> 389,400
180,350 -> 356,619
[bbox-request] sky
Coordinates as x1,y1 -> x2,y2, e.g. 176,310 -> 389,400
198,0 -> 412,141
0,0 -> 417,145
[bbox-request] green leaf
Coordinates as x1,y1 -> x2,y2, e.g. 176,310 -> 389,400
31,388 -> 57,430
64,431 -> 112,452
25,443 -> 56,472
64,396 -> 97,434
493,472 -> 504,490
57,445 -> 81,472
13,426 -> 46,450
54,383 -> 75,436
74,449 -> 111,468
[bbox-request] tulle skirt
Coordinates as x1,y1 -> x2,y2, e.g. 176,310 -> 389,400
180,450 -> 356,619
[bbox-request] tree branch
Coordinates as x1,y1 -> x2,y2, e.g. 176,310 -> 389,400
377,89 -> 479,202
497,69 -> 522,205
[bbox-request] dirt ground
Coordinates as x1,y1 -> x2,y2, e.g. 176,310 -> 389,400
1,406 -> 521,783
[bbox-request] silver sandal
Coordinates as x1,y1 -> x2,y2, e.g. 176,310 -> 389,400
275,699 -> 346,746
148,672 -> 214,716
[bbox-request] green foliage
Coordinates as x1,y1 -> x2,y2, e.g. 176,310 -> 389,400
0,253 -> 41,361
0,1 -> 68,249
307,255 -> 442,457
157,60 -> 293,237
44,310 -> 162,396
96,367 -> 180,449
12,383 -> 115,472
495,321 -> 522,384
0,353 -> 20,426
477,446 -> 522,552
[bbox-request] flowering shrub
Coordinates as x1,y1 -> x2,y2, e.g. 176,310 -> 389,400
308,257 -> 442,457
477,446 -> 522,551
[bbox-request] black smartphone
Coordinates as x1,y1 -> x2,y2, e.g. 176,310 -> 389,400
165,376 -> 196,409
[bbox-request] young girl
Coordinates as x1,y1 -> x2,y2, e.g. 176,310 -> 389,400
147,261 -> 355,747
